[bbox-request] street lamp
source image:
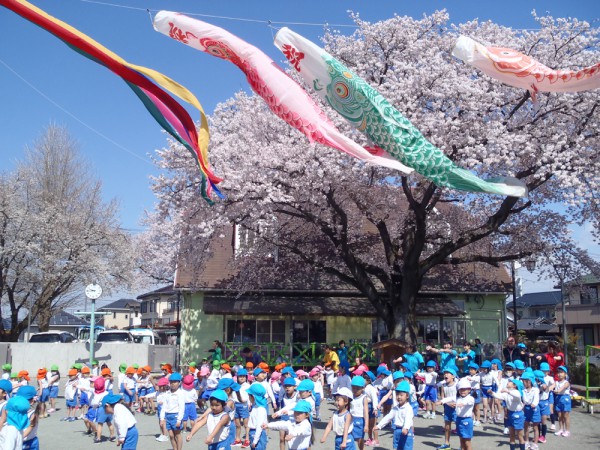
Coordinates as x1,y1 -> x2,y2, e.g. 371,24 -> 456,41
511,258 -> 537,336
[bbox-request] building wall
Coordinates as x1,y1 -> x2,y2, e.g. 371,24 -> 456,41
465,294 -> 505,344
326,316 -> 372,343
180,292 -> 223,364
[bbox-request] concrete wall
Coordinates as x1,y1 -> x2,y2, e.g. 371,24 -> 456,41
0,342 -> 176,384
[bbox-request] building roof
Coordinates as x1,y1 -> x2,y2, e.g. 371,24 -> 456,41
202,295 -> 465,317
137,285 -> 177,300
516,317 -> 555,332
98,299 -> 140,311
30,310 -> 89,328
174,225 -> 511,295
506,291 -> 563,309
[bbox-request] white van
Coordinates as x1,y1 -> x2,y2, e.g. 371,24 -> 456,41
129,328 -> 161,345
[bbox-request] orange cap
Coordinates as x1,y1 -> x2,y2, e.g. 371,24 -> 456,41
274,364 -> 283,371
37,368 -> 47,379
137,367 -> 143,375
221,363 -> 231,372
259,362 -> 270,372
125,367 -> 135,375
143,365 -> 152,373
161,364 -> 173,374
68,369 -> 78,376
101,368 -> 111,376
81,366 -> 91,374
245,362 -> 254,369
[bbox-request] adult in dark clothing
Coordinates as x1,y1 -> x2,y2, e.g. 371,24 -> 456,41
502,336 -> 525,364
241,347 -> 262,367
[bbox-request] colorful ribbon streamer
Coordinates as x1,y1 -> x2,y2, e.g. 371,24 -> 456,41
153,11 -> 412,174
274,27 -> 528,198
453,36 -> 600,101
1,0 -> 222,202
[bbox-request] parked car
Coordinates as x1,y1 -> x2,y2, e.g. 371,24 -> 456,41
129,328 -> 161,345
95,330 -> 134,343
29,331 -> 75,343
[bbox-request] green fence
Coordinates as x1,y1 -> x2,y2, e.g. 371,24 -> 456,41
223,339 -> 376,367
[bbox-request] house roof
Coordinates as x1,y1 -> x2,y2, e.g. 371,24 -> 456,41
137,285 -> 177,300
174,225 -> 511,295
202,295 -> 465,317
98,299 -> 140,311
30,310 -> 89,328
516,317 -> 556,332
506,291 -> 563,309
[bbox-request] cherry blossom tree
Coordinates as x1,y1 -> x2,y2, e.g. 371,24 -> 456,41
142,11 -> 600,343
0,125 -> 134,340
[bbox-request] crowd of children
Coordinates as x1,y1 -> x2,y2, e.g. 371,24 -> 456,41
0,340 -> 578,450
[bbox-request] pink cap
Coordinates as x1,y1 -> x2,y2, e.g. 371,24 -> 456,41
352,368 -> 365,375
199,367 -> 210,377
309,368 -> 319,377
270,372 -> 282,381
94,377 -> 106,394
295,370 -> 308,378
182,374 -> 195,389
157,377 -> 169,387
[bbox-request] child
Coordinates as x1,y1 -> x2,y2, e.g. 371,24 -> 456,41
63,368 -> 79,422
196,366 -> 209,413
233,368 -> 250,447
46,365 -> 60,413
500,362 -> 516,434
455,378 -> 475,450
103,393 -> 138,449
457,342 -> 475,376
155,377 -> 170,443
78,366 -> 92,419
539,362 -> 556,431
333,362 -> 352,394
402,372 -> 419,418
0,379 -> 13,415
246,384 -> 269,450
91,377 -> 116,444
253,368 -> 277,413
17,385 -> 39,450
489,359 -> 503,423
535,368 -> 553,444
553,366 -> 571,437
36,368 -> 49,419
186,390 -> 231,448
1,363 -> 11,380
122,367 -> 136,410
264,400 -> 313,450
0,395 -> 30,449
488,378 -> 525,450
479,360 -> 495,423
309,369 -> 323,421
321,387 -> 354,450
362,371 -> 379,446
271,371 -> 282,408
521,373 -> 540,450
350,376 -> 369,450
18,371 -> 30,387
159,372 -> 185,450
422,360 -> 438,419
182,374 -> 199,432
374,380 -> 414,450
374,366 -> 393,417
435,368 -> 458,450
273,378 -> 298,450
465,362 -> 481,426
324,363 -> 336,400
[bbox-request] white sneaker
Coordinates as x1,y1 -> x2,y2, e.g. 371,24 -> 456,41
503,427 -> 509,435
473,420 -> 481,426
423,412 -> 431,419
157,435 -> 169,442
431,413 -> 436,419
549,424 -> 556,431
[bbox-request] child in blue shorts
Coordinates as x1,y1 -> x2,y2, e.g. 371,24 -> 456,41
553,366 -> 571,437
375,380 -> 414,450
422,361 -> 438,419
103,393 -> 138,449
160,372 -> 185,450
63,369 -> 79,422
521,373 -> 540,449
488,378 -> 525,450
455,378 -> 475,450
435,368 -> 458,450
350,376 -> 369,450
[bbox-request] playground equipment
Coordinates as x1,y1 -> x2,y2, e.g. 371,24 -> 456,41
581,345 -> 600,413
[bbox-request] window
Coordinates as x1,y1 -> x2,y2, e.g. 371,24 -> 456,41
141,302 -> 147,313
125,314 -> 128,319
226,319 -> 286,343
292,320 -> 326,343
581,286 -> 598,304
372,319 -> 388,343
417,319 -> 440,344
441,319 -> 466,346
113,312 -> 116,319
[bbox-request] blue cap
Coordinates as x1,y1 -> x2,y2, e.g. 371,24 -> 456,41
246,383 -> 266,397
400,363 -> 410,370
292,399 -> 312,413
364,371 -> 376,381
395,380 -> 410,393
517,343 -> 527,349
505,362 -> 516,370
426,360 -> 437,368
511,379 -> 524,394
520,372 -> 535,382
0,380 -> 13,394
169,372 -> 182,382
533,370 -> 545,382
253,368 -> 264,377
283,378 -> 296,387
443,368 -> 457,377
281,367 -> 296,377
539,362 -> 550,371
557,365 -> 568,374
297,379 -> 314,392
102,393 -> 123,406
514,360 -> 526,370
524,367 -> 533,373
217,378 -> 240,391
210,389 -> 229,402
376,365 -> 388,376
351,376 -> 365,387
403,371 -> 413,379
16,385 -> 36,400
237,368 -> 248,377
481,361 -> 492,369
392,371 -> 404,381
468,362 -> 479,370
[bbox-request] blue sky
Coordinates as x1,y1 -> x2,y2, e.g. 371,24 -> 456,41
1,0 -> 599,296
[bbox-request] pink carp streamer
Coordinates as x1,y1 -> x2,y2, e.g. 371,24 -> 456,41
453,36 -> 600,100
153,11 -> 412,174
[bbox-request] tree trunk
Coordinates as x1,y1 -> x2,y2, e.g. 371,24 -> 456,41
384,268 -> 421,344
